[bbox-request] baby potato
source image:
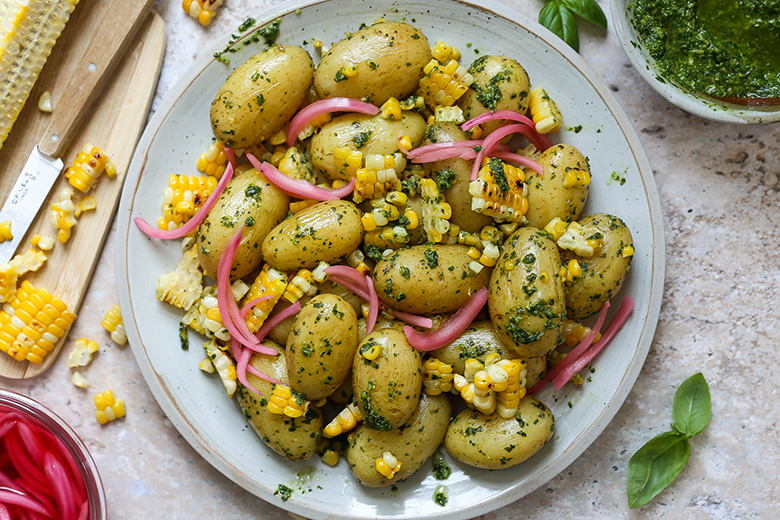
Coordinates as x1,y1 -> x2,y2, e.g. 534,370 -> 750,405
489,227 -> 566,358
236,341 -> 322,461
210,45 -> 314,148
422,123 -> 494,233
261,200 -> 364,271
314,22 -> 431,105
372,244 -> 491,315
346,393 -> 451,487
352,328 -> 422,431
430,320 -> 521,373
457,55 -> 531,135
524,144 -> 590,228
309,111 -> 426,181
286,294 -> 359,400
444,395 -> 554,469
197,166 -> 289,278
561,213 -> 634,319
525,355 -> 547,388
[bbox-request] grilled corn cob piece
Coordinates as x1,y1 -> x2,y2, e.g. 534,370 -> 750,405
333,147 -> 363,179
267,384 -> 309,418
196,141 -> 227,178
422,357 -> 454,395
0,280 -> 76,364
469,157 -> 528,222
353,153 -> 405,204
204,339 -> 237,397
282,269 -> 318,304
64,144 -> 117,193
94,390 -> 125,425
182,0 -> 223,25
0,0 -> 79,150
158,173 -> 218,230
420,178 -> 452,243
418,55 -> 474,109
242,265 -> 287,332
529,86 -> 563,134
101,304 -> 127,345
156,246 -> 203,311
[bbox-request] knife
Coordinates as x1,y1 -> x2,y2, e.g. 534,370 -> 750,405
0,0 -> 156,264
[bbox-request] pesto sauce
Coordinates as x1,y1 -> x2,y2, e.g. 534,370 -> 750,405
632,0 -> 780,100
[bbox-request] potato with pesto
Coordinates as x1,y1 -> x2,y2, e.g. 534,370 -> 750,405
286,294 -> 359,400
346,393 -> 450,487
457,55 -> 531,135
210,45 -> 314,148
422,123 -> 493,233
430,320 -> 521,373
353,327 -> 422,431
309,111 -> 427,181
236,341 -> 322,461
314,22 -> 431,105
560,213 -> 634,319
373,244 -> 491,315
197,166 -> 289,278
489,227 -> 566,358
524,144 -> 590,228
261,200 -> 364,271
444,395 -> 554,469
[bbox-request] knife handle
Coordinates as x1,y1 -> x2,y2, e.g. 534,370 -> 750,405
38,0 -> 156,158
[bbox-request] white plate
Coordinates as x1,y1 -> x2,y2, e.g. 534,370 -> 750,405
116,1 -> 665,518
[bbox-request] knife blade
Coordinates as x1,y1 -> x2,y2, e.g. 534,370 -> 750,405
0,0 -> 155,264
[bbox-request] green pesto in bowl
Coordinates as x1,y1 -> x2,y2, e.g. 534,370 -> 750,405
631,0 -> 780,104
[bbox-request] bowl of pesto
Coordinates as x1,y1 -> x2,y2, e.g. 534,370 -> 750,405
611,0 -> 780,124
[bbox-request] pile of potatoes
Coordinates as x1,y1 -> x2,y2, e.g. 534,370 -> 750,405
193,20 -> 634,488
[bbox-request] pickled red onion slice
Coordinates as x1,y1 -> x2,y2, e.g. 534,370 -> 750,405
462,109 -> 536,131
246,154 -> 356,200
403,287 -> 487,351
255,301 -> 302,342
286,97 -> 379,146
134,161 -> 234,240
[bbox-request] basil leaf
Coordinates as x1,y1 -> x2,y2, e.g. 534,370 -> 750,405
627,431 -> 691,508
672,372 -> 711,437
539,1 -> 580,51
559,0 -> 608,29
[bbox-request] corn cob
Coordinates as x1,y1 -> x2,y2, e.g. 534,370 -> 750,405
375,451 -> 401,479
64,144 -> 117,193
101,304 -> 127,345
495,358 -> 527,419
333,147 -> 363,179
156,246 -> 203,311
431,40 -> 461,63
94,390 -> 125,425
0,0 -> 79,150
0,248 -> 47,303
353,153 -> 405,204
323,402 -> 363,437
282,269 -> 317,304
420,178 -> 452,243
528,87 -> 563,134
158,173 -> 218,230
242,265 -> 287,332
204,339 -> 237,397
0,279 -> 76,364
0,221 -> 11,242
418,54 -> 474,109
469,157 -> 528,222
182,0 -> 224,25
66,337 -> 99,368
267,384 -> 309,418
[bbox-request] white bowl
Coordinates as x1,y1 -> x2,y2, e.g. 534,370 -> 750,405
610,0 -> 780,124
116,0 -> 665,518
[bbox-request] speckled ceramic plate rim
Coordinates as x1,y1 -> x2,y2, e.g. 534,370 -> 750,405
116,1 -> 665,518
610,0 -> 780,124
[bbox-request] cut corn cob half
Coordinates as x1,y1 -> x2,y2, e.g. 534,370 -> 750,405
469,157 -> 529,223
0,0 -> 79,150
0,279 -> 76,364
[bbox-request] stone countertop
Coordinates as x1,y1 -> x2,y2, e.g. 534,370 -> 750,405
2,0 -> 778,518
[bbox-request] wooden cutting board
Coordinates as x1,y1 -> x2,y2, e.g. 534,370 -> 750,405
0,5 -> 166,379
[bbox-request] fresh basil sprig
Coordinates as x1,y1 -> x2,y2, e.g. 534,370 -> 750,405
627,373 -> 711,508
538,0 -> 608,52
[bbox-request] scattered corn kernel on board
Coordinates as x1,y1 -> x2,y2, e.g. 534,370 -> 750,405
0,4 -> 165,379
